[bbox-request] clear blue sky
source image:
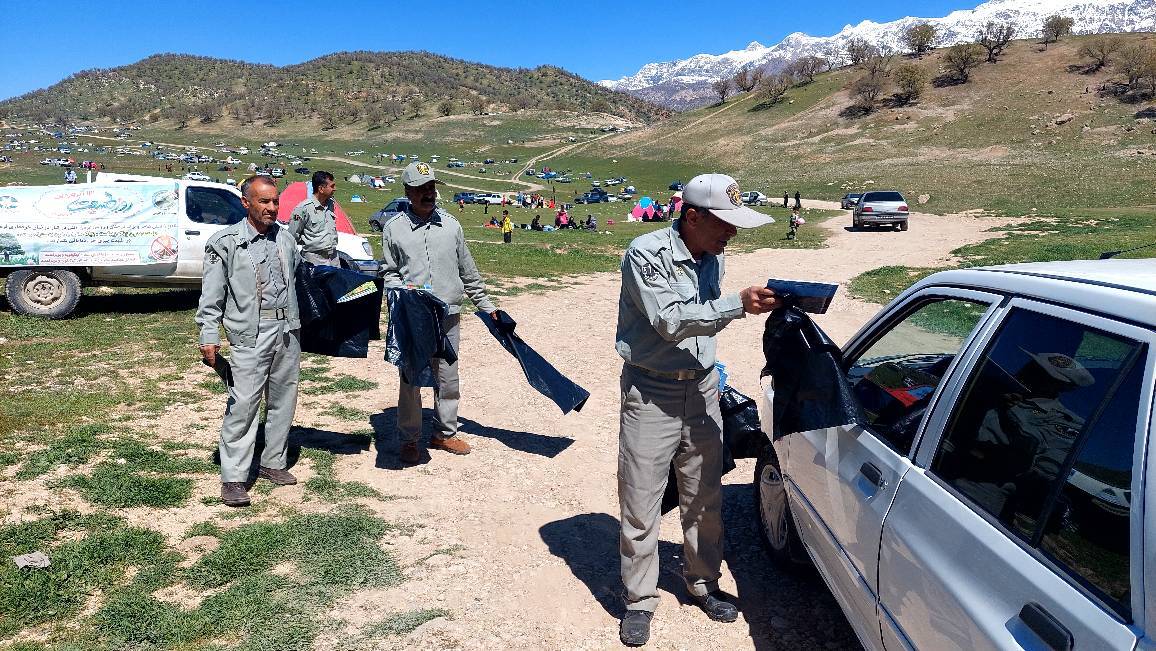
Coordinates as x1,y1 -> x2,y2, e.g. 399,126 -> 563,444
0,0 -> 976,101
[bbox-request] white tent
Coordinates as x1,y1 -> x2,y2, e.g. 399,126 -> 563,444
347,174 -> 362,184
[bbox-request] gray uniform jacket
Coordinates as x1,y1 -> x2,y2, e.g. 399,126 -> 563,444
287,195 -> 338,256
196,221 -> 301,347
379,207 -> 496,315
615,221 -> 744,373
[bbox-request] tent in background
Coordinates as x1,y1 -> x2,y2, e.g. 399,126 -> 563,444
277,181 -> 358,235
347,174 -> 362,184
630,197 -> 655,220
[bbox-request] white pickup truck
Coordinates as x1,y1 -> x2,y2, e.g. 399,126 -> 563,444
0,174 -> 379,318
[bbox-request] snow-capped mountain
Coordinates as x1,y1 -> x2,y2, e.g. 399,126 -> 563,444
601,0 -> 1156,109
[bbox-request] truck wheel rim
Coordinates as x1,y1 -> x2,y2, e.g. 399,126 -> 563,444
759,464 -> 789,549
26,274 -> 64,307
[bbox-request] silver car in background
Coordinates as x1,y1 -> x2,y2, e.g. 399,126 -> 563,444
853,190 -> 909,231
755,259 -> 1156,651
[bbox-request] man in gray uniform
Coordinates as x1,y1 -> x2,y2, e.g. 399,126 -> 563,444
615,173 -> 779,645
380,162 -> 498,464
196,175 -> 302,507
288,170 -> 339,266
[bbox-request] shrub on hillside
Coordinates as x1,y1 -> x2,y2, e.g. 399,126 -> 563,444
1114,43 -> 1156,90
1041,15 -> 1075,48
852,73 -> 885,110
1079,36 -> 1123,71
976,22 -> 1016,63
902,22 -> 939,57
942,43 -> 985,83
894,64 -> 930,102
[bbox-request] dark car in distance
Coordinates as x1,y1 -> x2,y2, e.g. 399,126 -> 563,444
368,197 -> 412,231
840,193 -> 863,209
452,192 -> 476,204
575,188 -> 609,204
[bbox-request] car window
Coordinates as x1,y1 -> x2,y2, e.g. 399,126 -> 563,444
846,298 -> 990,454
864,191 -> 904,202
186,186 -> 244,226
929,308 -> 1145,619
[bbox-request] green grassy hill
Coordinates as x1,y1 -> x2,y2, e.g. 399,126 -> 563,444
0,52 -> 669,131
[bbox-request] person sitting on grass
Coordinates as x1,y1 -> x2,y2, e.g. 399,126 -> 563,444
531,215 -> 542,231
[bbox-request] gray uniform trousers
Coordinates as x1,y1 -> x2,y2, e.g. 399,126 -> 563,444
618,364 -> 724,612
397,313 -> 461,443
218,319 -> 300,482
301,250 -> 340,267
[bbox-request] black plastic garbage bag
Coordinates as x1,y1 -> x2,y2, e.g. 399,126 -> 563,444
761,306 -> 865,440
476,310 -> 590,414
385,288 -> 457,387
295,262 -> 383,358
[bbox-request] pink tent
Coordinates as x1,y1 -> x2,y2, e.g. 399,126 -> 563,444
630,203 -> 655,219
276,181 -> 358,235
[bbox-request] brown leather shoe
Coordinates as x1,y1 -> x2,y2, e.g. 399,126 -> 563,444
258,466 -> 297,485
221,482 -> 250,507
429,436 -> 471,455
399,442 -> 421,464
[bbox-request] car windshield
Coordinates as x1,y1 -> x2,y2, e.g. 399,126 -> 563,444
864,192 -> 904,202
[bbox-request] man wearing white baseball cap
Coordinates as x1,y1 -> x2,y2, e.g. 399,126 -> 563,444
380,161 -> 499,464
615,172 -> 778,645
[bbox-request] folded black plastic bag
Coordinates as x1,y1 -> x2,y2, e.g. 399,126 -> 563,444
476,310 -> 590,414
761,306 -> 865,440
294,262 -> 383,358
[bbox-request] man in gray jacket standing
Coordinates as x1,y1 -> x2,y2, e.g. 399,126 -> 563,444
380,162 -> 498,464
196,175 -> 301,507
287,170 -> 339,266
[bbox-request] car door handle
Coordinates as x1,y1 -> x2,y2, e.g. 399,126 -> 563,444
1018,603 -> 1073,651
859,462 -> 885,489
184,230 -> 200,235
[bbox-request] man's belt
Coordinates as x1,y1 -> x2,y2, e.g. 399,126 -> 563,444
260,307 -> 288,320
628,364 -> 711,381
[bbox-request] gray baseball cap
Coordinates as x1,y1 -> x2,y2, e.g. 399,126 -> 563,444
402,161 -> 443,187
682,173 -> 774,228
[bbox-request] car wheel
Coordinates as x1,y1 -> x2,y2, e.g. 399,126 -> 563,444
6,269 -> 82,319
899,220 -> 908,232
754,444 -> 809,566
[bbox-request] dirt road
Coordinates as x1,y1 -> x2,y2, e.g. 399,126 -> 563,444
283,208 -> 1009,650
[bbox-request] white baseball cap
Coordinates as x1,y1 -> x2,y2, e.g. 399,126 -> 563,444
682,173 -> 774,228
402,161 -> 443,187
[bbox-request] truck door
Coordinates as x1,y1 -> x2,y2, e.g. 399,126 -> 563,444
784,289 -> 1000,646
176,184 -> 246,279
877,300 -> 1151,650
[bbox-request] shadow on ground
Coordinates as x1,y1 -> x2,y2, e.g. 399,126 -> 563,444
369,407 -> 573,469
539,483 -> 861,650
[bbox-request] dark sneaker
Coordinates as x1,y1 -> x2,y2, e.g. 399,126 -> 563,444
619,610 -> 652,646
400,442 -> 421,464
258,466 -> 297,485
429,436 -> 471,455
692,591 -> 738,623
220,482 -> 250,507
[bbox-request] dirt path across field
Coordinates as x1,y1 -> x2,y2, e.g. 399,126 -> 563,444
287,207 -> 1010,650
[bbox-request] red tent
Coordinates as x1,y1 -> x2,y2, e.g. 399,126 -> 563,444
276,181 -> 358,235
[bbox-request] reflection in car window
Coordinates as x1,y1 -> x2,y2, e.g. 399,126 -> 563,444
930,309 -> 1144,619
847,299 -> 988,454
186,187 -> 245,226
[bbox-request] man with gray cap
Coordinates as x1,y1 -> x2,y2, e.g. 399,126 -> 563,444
615,172 -> 779,645
288,170 -> 340,266
380,162 -> 498,464
196,175 -> 301,507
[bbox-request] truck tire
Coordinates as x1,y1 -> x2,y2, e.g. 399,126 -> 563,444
754,444 -> 810,567
6,269 -> 83,319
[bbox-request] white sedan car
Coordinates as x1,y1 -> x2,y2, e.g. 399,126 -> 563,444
756,259 -> 1156,651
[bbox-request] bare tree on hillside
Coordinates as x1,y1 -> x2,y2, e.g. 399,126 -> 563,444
976,21 -> 1016,62
943,43 -> 985,82
1114,43 -> 1153,87
712,78 -> 732,103
846,38 -> 878,66
1041,15 -> 1074,48
365,106 -> 385,129
469,95 -> 488,115
901,22 -> 939,57
865,49 -> 896,78
893,63 -> 929,102
1079,35 -> 1123,71
437,98 -> 455,117
758,72 -> 791,104
733,68 -> 757,93
510,95 -> 534,111
788,56 -> 827,83
852,73 -> 885,110
408,98 -> 423,118
824,44 -> 846,70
